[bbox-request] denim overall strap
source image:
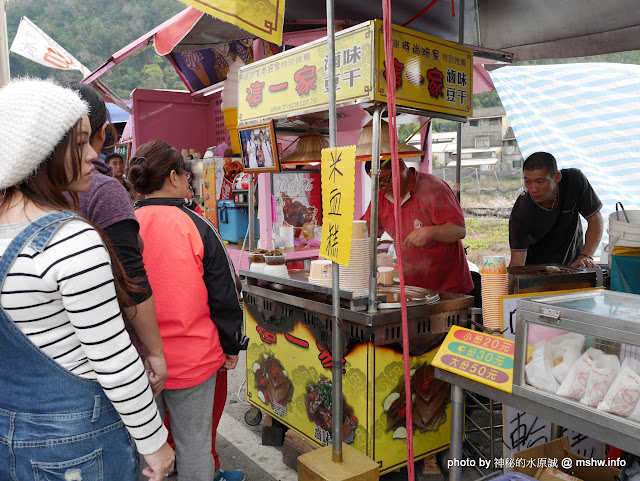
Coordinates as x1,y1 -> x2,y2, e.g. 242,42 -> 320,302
0,211 -> 109,414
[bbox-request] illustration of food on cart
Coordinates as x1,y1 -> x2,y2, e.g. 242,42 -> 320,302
253,355 -> 293,418
305,376 -> 358,445
382,363 -> 450,439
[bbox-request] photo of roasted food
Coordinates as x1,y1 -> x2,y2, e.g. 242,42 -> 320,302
382,364 -> 450,439
281,193 -> 317,232
305,376 -> 358,444
223,158 -> 243,183
252,355 -> 293,407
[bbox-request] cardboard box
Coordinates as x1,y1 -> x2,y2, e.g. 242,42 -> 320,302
512,437 -> 619,481
534,467 -> 581,481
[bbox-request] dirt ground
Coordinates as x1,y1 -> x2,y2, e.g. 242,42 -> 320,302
460,190 -> 518,269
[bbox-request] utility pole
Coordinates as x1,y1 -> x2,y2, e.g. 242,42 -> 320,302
0,0 -> 9,87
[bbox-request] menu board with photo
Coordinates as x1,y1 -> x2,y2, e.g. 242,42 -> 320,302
272,172 -> 322,238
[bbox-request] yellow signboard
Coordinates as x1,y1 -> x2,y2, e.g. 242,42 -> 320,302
319,146 -> 356,266
178,0 -> 285,45
238,23 -> 374,124
238,20 -> 474,123
372,19 -> 473,117
432,326 -> 514,393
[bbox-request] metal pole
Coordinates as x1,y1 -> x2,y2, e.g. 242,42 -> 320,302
248,173 -> 255,253
326,0 -> 342,463
450,384 -> 465,481
0,0 -> 10,87
367,105 -> 384,313
455,0 -> 465,203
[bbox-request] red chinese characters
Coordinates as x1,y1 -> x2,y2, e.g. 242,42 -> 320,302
383,58 -> 404,89
246,81 -> 265,107
268,82 -> 289,92
426,67 -> 444,99
293,65 -> 317,96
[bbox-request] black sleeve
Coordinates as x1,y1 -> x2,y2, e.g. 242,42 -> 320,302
199,218 -> 245,355
575,169 -> 603,219
509,194 -> 530,251
103,219 -> 152,306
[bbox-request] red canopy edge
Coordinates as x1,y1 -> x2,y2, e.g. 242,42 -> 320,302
83,7 -> 203,84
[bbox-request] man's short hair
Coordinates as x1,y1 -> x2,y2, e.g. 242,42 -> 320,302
523,151 -> 558,175
105,153 -> 124,164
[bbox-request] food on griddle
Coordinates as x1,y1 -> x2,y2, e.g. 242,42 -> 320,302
382,363 -> 450,438
305,376 -> 358,443
253,355 -> 293,407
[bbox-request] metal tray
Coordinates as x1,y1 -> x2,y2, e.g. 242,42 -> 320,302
377,285 -> 439,309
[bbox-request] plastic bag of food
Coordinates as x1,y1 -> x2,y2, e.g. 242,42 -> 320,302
598,357 -> 640,417
556,348 -> 602,400
548,332 -> 586,384
580,352 -> 620,407
525,340 -> 560,393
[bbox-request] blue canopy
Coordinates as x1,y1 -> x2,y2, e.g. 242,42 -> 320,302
107,101 -> 131,123
490,63 -> 640,254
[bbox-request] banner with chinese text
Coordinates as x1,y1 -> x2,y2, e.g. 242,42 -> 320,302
432,326 -> 514,392
320,146 -> 356,266
178,0 -> 285,45
238,20 -> 474,124
238,23 -> 374,123
372,20 -> 473,118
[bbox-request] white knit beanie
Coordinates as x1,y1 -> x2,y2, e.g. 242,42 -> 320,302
0,78 -> 89,189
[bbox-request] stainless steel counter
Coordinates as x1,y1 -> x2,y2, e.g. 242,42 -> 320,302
435,367 -> 640,481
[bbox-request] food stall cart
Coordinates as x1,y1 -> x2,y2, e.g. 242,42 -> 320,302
237,19 -> 476,474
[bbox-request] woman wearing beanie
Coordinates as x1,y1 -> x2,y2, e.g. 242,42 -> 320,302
0,79 -> 174,480
129,141 -> 248,481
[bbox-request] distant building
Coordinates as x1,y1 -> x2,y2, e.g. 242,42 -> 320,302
432,106 -> 524,172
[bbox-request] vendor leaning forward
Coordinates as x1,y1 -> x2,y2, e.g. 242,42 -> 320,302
509,152 -> 604,268
364,159 -> 473,295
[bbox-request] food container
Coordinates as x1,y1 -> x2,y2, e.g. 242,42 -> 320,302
513,290 -> 640,450
249,251 -> 266,273
264,254 -> 286,266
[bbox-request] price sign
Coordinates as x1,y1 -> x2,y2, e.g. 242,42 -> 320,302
432,326 -> 514,393
319,146 -> 356,266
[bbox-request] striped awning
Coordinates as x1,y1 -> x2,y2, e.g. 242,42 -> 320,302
490,63 -> 640,252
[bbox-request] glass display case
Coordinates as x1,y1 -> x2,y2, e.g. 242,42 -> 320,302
513,290 -> 640,449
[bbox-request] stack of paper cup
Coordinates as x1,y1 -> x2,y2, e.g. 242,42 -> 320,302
317,221 -> 371,293
337,221 -> 370,292
309,259 -> 333,287
481,256 -> 508,331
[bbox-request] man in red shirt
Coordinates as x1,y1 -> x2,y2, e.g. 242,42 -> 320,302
364,160 -> 473,295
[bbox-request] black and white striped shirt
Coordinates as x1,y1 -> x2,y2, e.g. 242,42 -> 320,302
0,217 -> 167,455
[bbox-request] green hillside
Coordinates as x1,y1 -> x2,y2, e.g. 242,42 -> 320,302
6,0 -> 185,98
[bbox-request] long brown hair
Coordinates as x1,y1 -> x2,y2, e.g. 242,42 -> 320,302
0,120 -> 141,308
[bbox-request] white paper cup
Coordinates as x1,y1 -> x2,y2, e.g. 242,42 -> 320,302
279,225 -> 294,248
352,220 -> 367,240
377,266 -> 394,285
310,259 -> 332,280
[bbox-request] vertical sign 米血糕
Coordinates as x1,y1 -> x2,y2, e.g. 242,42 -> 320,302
320,146 -> 356,266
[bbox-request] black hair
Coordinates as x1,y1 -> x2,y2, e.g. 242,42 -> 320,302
105,153 -> 124,164
129,141 -> 185,195
65,82 -> 110,143
523,152 -> 558,175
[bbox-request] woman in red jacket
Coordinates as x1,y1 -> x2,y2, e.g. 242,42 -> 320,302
128,141 -> 247,481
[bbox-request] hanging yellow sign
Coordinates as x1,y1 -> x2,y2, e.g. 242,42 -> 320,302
178,0 -> 285,45
320,146 -> 356,266
432,326 -> 514,393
